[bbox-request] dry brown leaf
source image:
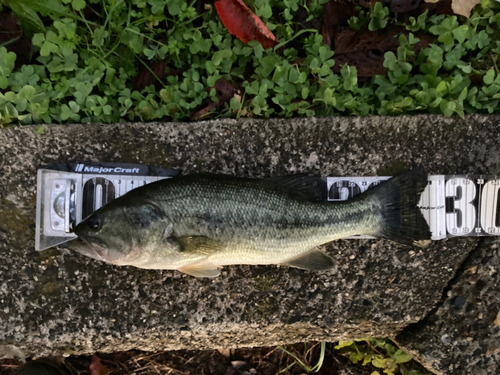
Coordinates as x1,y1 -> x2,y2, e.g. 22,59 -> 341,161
191,78 -> 240,121
451,0 -> 481,18
89,354 -> 111,375
332,26 -> 434,77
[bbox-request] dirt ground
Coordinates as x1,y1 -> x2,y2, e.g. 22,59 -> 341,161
0,343 -> 384,375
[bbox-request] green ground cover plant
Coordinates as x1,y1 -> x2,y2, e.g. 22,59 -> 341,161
0,0 -> 498,125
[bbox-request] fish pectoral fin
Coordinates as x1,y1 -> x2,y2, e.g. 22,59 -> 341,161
171,236 -> 224,255
282,249 -> 337,271
178,261 -> 220,278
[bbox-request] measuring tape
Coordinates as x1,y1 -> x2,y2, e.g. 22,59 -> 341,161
327,175 -> 499,241
35,163 -> 500,251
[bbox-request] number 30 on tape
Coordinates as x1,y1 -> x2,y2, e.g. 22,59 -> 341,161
326,175 -> 500,240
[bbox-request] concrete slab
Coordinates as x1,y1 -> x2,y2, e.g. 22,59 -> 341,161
0,115 -> 497,374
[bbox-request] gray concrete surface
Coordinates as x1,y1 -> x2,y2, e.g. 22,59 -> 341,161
0,115 -> 498,374
395,237 -> 500,375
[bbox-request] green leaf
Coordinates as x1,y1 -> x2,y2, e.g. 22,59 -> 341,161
259,55 -> 280,77
19,85 -> 36,100
349,351 -> 363,364
392,349 -> 412,364
272,65 -> 288,83
484,69 -> 495,85
35,125 -> 44,135
205,61 -> 216,74
372,356 -> 388,368
9,1 -> 46,33
212,49 -> 232,66
17,0 -> 69,17
452,25 -> 469,44
167,0 -> 183,16
436,81 -> 448,97
71,0 -> 86,11
256,3 -> 272,18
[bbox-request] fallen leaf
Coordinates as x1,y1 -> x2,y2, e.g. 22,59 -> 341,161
215,0 -> 278,49
218,348 -> 231,358
333,26 -> 434,77
89,354 -> 111,375
192,78 -> 239,120
390,0 -> 422,13
132,62 -> 185,92
0,12 -> 33,67
132,60 -> 167,92
451,0 -> 481,18
322,0 -> 357,49
417,0 -> 454,15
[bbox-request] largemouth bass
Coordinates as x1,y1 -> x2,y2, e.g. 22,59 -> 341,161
72,169 -> 431,277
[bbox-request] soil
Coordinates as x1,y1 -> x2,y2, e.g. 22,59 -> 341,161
0,343 -> 381,375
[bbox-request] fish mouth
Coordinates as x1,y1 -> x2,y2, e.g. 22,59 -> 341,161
68,236 -> 109,261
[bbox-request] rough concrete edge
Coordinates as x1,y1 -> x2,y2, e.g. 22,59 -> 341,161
392,238 -> 486,375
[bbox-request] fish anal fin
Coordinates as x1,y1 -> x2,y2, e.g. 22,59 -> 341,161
282,249 -> 337,271
179,261 -> 220,278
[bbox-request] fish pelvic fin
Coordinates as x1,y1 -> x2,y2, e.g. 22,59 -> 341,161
365,168 -> 431,247
281,249 -> 337,271
179,261 -> 220,278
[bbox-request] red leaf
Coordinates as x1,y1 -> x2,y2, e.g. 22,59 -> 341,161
215,0 -> 278,50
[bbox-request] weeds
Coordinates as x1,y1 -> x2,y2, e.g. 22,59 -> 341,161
0,0 -> 498,125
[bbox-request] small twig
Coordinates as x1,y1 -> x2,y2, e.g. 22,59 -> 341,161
365,339 -> 384,356
263,346 -> 280,358
131,352 -> 164,362
304,342 -> 321,362
491,52 -> 499,74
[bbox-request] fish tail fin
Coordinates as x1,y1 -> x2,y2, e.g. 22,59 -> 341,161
365,168 -> 431,247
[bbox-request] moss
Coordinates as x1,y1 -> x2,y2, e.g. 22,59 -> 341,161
253,274 -> 276,293
116,137 -> 174,168
241,296 -> 279,322
0,199 -> 34,248
35,249 -> 60,263
376,160 -> 408,176
41,281 -> 64,296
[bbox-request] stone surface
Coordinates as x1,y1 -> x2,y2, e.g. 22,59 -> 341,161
396,238 -> 500,375
0,115 -> 497,373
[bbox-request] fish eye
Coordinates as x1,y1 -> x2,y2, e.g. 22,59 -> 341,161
87,215 -> 102,230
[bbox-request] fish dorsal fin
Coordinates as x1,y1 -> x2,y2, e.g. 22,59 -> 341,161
265,175 -> 324,201
282,249 -> 337,271
179,261 -> 220,278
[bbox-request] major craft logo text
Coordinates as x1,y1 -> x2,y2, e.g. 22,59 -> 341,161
75,164 -> 140,174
